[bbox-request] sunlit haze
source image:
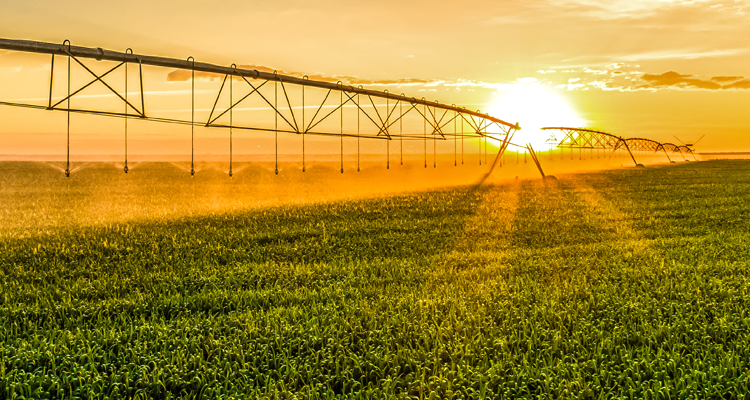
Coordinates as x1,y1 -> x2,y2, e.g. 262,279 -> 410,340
488,84 -> 586,150
0,0 -> 748,154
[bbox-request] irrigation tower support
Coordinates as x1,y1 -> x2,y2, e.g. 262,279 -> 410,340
541,127 -> 693,167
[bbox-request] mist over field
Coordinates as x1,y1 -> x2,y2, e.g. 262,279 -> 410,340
2,160 -> 750,398
0,148 -> 676,237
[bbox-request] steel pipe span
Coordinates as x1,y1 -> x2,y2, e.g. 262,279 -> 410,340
542,127 -> 693,154
0,38 -> 519,130
0,38 -> 695,178
0,37 -> 524,176
541,127 -> 697,165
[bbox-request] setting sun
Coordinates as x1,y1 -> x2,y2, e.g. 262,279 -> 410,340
487,84 -> 586,151
1,1 -> 749,397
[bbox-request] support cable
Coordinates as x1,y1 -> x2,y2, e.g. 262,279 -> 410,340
48,54 -> 55,109
138,58 -> 145,118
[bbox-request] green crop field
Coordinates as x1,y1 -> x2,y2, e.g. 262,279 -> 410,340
1,160 -> 750,399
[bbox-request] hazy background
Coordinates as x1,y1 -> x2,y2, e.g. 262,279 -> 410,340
0,0 -> 748,156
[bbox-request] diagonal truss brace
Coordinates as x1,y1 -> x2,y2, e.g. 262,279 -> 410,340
48,50 -> 146,118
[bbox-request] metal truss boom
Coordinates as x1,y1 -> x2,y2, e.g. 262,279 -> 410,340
541,127 -> 696,167
0,38 -> 518,130
0,38 -> 524,177
0,37 -> 699,181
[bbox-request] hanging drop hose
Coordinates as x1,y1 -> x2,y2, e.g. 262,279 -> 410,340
357,91 -> 361,172
423,100 -> 426,168
273,75 -> 280,175
386,91 -> 389,170
300,74 -> 305,172
400,94 -> 404,166
478,136 -> 482,166
229,65 -> 235,178
124,48 -> 133,174
339,83 -> 343,173
189,56 -> 194,176
433,102 -> 437,168
453,107 -> 456,167
461,110 -> 464,165
64,39 -> 71,177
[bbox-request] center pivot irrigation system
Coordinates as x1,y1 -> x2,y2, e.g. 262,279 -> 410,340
541,127 -> 696,171
0,38 -> 694,179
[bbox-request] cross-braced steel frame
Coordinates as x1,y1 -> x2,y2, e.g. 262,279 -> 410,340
0,38 -> 520,177
624,138 -> 694,162
541,127 -> 696,170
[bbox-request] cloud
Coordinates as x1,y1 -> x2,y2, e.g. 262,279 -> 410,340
550,0 -> 748,20
516,77 -> 539,84
166,64 -> 435,86
482,15 -> 531,25
710,76 -> 744,82
583,68 -> 608,74
560,48 -> 747,65
723,80 -> 750,89
530,64 -> 750,92
640,71 -> 722,89
165,62 -> 750,95
615,48 -> 747,61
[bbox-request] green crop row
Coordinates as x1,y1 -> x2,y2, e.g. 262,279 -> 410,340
1,160 -> 749,399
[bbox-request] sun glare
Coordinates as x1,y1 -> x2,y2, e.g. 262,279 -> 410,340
487,84 -> 586,151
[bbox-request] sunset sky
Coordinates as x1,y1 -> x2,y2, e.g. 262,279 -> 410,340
0,0 -> 748,155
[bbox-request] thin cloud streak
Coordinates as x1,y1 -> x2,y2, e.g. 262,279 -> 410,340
549,0 -> 749,20
166,65 -> 434,86
613,48 -> 748,61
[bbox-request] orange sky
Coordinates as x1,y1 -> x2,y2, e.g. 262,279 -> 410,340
0,0 -> 748,155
